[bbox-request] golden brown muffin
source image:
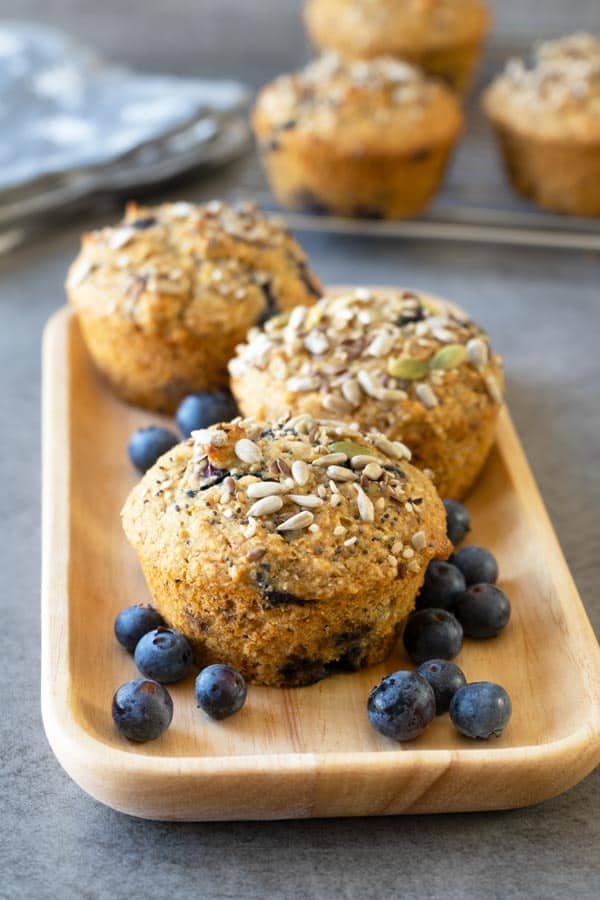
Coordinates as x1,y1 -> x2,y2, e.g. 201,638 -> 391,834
122,413 -> 451,686
230,289 -> 504,500
66,200 -> 322,412
304,0 -> 491,94
483,33 -> 600,217
252,54 -> 463,219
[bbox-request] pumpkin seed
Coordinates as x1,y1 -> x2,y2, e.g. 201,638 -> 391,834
329,440 -> 373,459
430,344 -> 467,371
387,357 -> 429,380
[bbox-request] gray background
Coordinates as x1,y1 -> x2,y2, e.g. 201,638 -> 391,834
1,2 -> 599,899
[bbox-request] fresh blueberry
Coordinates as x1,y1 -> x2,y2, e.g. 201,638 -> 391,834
450,682 -> 512,739
416,659 -> 467,715
450,545 -> 498,585
367,671 -> 436,741
195,664 -> 247,720
114,604 -> 166,653
454,584 -> 511,638
134,627 -> 194,683
403,608 -> 464,664
112,678 -> 173,742
175,390 -> 239,438
416,559 -> 466,611
128,426 -> 179,473
443,499 -> 470,546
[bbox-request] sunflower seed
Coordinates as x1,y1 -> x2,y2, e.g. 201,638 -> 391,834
327,465 -> 358,482
366,332 -> 396,357
288,494 -> 323,508
313,452 -> 348,467
415,383 -> 438,409
286,376 -> 321,392
363,463 -> 384,480
357,369 -> 385,399
276,510 -> 314,531
304,330 -> 329,355
235,438 -> 262,464
411,531 -> 426,551
350,454 -> 381,469
485,374 -> 503,404
341,378 -> 362,408
291,459 -> 310,485
246,546 -> 267,561
356,485 -> 375,522
321,393 -> 353,415
247,495 -> 283,517
246,481 -> 287,499
466,337 -> 488,370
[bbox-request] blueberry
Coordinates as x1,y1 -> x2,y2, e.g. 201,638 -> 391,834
175,391 -> 238,438
443,499 -> 470,546
195,664 -> 247,720
367,671 -> 436,741
450,545 -> 498,585
449,682 -> 512,739
416,659 -> 467,715
112,678 -> 173,742
454,584 -> 511,638
416,559 -> 466,611
134,627 -> 194,683
114,604 -> 166,653
403,608 -> 464,664
128,426 -> 179,474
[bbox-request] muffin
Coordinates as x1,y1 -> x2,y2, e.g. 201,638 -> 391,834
229,289 -> 504,500
252,54 -> 463,219
66,200 -> 322,412
304,0 -> 491,94
483,33 -> 600,217
122,413 -> 451,686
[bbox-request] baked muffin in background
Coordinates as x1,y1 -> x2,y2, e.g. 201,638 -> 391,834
66,200 -> 322,412
252,54 -> 463,220
304,0 -> 491,94
122,414 -> 451,686
483,33 -> 600,217
230,289 -> 504,500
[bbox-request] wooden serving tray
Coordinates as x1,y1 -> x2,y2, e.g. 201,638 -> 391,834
42,306 -> 600,821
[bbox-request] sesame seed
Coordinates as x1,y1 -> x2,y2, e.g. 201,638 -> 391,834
391,541 -> 404,555
333,525 -> 346,536
330,494 -> 342,507
341,378 -> 362,408
247,495 -> 284,517
344,536 -> 358,547
276,510 -> 314,531
402,546 -> 415,559
308,523 -> 320,533
235,438 -> 262,464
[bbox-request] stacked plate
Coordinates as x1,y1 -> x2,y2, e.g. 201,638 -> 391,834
0,23 -> 251,250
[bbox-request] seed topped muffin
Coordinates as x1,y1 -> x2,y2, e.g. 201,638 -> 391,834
252,54 -> 463,219
66,200 -> 322,411
122,413 -> 450,686
304,0 -> 491,93
484,33 -> 600,216
230,289 -> 504,499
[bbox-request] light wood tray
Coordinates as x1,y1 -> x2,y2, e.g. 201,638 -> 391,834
42,307 -> 600,821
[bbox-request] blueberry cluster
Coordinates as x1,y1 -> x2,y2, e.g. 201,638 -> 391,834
127,390 -> 239,473
368,499 -> 512,743
111,602 -> 247,743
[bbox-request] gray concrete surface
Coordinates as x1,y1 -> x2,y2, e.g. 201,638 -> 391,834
1,2 -> 599,899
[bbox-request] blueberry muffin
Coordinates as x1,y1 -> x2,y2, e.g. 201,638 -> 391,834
230,289 -> 504,499
304,0 -> 491,94
122,414 -> 451,686
66,200 -> 322,412
483,33 -> 600,217
252,55 -> 463,219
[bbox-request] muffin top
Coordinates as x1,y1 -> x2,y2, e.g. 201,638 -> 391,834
484,33 -> 600,140
230,287 -> 503,426
122,413 -> 450,600
253,54 -> 463,154
66,200 -> 322,335
305,0 -> 490,56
